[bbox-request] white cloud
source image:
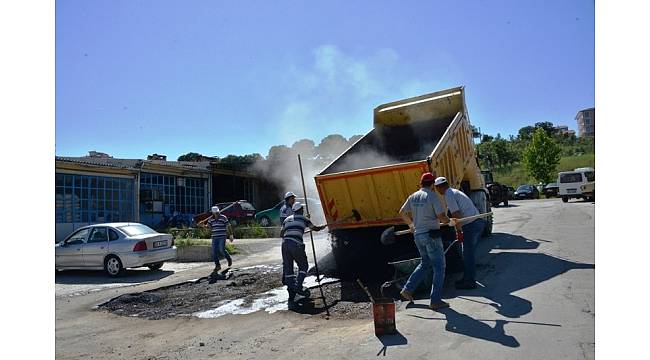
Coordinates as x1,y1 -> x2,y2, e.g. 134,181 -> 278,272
273,45 -> 452,145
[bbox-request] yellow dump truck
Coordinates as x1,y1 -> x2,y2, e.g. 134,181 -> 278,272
314,86 -> 492,280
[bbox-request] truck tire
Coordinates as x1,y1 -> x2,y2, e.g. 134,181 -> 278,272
562,196 -> 569,203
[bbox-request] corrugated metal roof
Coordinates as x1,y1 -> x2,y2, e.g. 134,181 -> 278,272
55,156 -> 211,172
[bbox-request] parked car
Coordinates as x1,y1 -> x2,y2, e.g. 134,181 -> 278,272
255,197 -> 324,227
580,181 -> 595,202
543,182 -> 559,198
506,186 -> 515,200
55,223 -> 177,277
195,200 -> 257,227
558,167 -> 595,203
514,184 -> 540,200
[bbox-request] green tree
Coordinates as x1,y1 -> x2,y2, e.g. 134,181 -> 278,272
518,126 -> 535,141
317,134 -> 349,161
291,139 -> 316,159
178,152 -> 207,161
523,128 -> 562,183
267,145 -> 294,161
534,121 -> 555,137
481,134 -> 494,143
348,134 -> 364,144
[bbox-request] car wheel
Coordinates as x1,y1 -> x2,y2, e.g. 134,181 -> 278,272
104,255 -> 125,277
562,196 -> 569,203
259,216 -> 271,227
148,262 -> 164,271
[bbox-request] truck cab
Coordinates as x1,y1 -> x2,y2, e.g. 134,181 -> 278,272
558,168 -> 595,202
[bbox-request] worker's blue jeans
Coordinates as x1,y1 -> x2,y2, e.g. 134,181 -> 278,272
281,239 -> 308,291
403,233 -> 446,303
460,219 -> 486,283
211,236 -> 231,269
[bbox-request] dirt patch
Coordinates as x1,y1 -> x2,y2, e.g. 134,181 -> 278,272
99,264 -> 376,320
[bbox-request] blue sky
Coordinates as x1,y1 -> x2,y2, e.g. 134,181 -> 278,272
56,0 -> 594,160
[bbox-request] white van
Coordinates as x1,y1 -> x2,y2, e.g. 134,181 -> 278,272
557,167 -> 595,203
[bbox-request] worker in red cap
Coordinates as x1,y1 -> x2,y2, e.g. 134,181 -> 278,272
398,171 -> 453,310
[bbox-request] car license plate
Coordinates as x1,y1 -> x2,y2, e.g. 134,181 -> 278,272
247,213 -> 253,217
567,189 -> 576,193
154,240 -> 167,248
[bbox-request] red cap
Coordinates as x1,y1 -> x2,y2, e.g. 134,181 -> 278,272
420,172 -> 435,183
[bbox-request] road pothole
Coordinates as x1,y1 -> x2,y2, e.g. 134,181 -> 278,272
98,265 -> 373,320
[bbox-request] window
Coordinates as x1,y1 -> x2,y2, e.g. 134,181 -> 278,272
118,224 -> 157,236
108,229 -> 120,241
88,227 -> 108,243
66,228 -> 89,245
560,173 -> 583,183
55,173 -> 135,224
585,172 -> 595,182
240,201 -> 256,211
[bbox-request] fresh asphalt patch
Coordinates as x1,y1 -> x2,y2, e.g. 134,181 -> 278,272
98,264 -> 375,320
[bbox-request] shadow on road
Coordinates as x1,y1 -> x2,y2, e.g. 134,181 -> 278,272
55,269 -> 174,285
467,232 -> 594,318
401,231 -> 593,346
376,331 -> 408,356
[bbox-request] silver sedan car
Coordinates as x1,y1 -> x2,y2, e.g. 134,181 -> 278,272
55,223 -> 177,277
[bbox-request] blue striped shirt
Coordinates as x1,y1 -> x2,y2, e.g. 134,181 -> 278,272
279,202 -> 294,224
207,215 -> 229,238
281,214 -> 313,243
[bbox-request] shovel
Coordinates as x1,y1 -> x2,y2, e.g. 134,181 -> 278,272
304,209 -> 361,234
380,212 -> 493,245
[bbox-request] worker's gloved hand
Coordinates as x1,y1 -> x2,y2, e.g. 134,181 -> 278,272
456,231 -> 464,243
408,223 -> 415,233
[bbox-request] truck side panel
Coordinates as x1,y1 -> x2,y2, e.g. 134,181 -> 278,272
429,112 -> 483,191
316,161 -> 429,230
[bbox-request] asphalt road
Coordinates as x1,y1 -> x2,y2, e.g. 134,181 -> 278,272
55,198 -> 594,359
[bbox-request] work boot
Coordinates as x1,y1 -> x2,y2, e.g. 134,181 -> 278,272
227,258 -> 232,268
455,280 -> 477,290
400,289 -> 414,302
429,300 -> 450,311
287,289 -> 296,303
296,287 -> 311,298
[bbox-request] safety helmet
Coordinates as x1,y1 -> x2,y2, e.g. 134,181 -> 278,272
211,206 -> 220,213
292,202 -> 304,212
420,172 -> 435,183
284,191 -> 296,200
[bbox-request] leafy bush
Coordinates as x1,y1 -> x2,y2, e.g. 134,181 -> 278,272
173,238 -> 238,254
234,223 -> 269,239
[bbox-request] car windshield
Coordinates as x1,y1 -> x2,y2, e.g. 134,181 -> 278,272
546,183 -> 557,188
117,224 -> 157,236
517,185 -> 531,191
240,201 -> 255,211
560,173 -> 583,183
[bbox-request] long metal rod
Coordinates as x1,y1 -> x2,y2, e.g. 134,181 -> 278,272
297,154 -> 330,317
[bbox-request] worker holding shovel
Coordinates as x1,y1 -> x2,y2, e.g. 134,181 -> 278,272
280,202 -> 326,302
199,205 -> 234,280
398,172 -> 454,311
434,177 -> 486,289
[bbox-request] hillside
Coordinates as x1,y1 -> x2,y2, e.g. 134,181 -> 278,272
492,153 -> 595,187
